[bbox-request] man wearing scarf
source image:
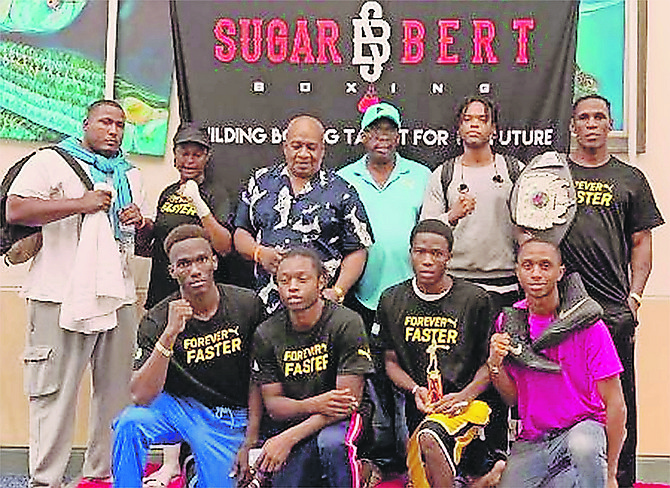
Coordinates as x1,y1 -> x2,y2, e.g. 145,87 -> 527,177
6,99 -> 150,488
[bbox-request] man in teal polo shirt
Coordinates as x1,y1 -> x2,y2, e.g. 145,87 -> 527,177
338,103 -> 430,328
337,102 -> 430,469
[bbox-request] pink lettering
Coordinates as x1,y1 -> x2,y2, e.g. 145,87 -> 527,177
267,19 -> 288,63
213,18 -> 236,63
512,18 -> 535,64
437,19 -> 460,64
472,19 -> 499,64
316,20 -> 342,64
401,20 -> 425,64
240,18 -> 263,63
289,19 -> 316,64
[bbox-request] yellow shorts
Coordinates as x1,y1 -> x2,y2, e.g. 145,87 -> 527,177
406,400 -> 491,488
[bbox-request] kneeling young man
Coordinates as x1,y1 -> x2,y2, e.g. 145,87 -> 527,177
112,225 -> 264,488
376,219 -> 506,487
252,248 -> 374,487
489,238 -> 626,488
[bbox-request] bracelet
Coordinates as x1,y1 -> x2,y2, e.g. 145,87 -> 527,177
332,285 -> 345,303
136,217 -> 147,230
487,360 -> 500,376
629,292 -> 642,306
155,340 -> 173,358
411,385 -> 420,395
253,245 -> 262,263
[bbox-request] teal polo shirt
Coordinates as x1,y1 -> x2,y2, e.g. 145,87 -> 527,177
338,154 -> 431,310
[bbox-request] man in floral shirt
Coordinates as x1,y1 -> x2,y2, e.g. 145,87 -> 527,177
234,115 -> 373,315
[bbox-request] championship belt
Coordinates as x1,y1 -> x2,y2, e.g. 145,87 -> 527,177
510,151 -> 576,244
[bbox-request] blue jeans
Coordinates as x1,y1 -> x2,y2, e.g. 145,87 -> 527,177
499,419 -> 607,488
112,393 -> 247,488
272,413 -> 363,488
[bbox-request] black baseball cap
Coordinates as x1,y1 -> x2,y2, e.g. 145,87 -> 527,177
173,123 -> 211,149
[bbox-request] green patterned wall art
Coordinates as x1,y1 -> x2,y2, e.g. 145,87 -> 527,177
0,0 -> 171,156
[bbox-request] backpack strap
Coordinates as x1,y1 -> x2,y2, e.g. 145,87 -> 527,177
48,146 -> 94,191
439,157 -> 456,200
442,154 -> 523,196
503,154 -> 524,182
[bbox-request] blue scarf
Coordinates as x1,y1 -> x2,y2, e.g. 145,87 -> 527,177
58,137 -> 134,239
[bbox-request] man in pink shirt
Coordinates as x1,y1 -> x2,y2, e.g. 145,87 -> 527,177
488,239 -> 626,488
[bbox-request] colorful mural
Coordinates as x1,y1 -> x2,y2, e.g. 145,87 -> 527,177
0,0 -> 171,155
575,0 -> 625,130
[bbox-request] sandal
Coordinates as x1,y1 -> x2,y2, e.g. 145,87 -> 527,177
142,473 -> 181,488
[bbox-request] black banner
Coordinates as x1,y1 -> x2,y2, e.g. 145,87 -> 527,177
171,0 -> 578,202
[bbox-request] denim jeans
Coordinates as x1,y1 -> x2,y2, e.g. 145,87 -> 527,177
272,413 -> 363,488
499,419 -> 607,488
112,393 -> 247,488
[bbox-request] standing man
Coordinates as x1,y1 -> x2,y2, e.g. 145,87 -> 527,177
234,115 -> 373,315
6,99 -> 149,488
488,238 -> 626,488
251,248 -> 374,487
142,122 -> 233,310
337,102 -> 430,468
377,220 -> 506,488
421,96 -> 523,311
337,102 -> 430,329
113,224 -> 264,488
562,94 -> 664,487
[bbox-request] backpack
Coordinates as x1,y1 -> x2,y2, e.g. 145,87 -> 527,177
1,146 -> 94,259
440,154 -> 524,196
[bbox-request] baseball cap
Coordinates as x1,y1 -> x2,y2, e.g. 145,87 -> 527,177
173,123 -> 211,149
361,102 -> 401,131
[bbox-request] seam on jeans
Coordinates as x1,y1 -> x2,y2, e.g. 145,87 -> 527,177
345,412 -> 363,488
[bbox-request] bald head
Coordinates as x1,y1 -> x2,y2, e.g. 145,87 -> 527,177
286,115 -> 325,139
283,115 -> 325,180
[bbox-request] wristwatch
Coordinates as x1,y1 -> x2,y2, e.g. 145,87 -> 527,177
332,285 -> 345,303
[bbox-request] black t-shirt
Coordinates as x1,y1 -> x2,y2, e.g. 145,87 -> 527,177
135,284 -> 264,408
252,302 -> 375,429
145,181 -> 233,309
375,278 -> 494,395
561,157 -> 664,316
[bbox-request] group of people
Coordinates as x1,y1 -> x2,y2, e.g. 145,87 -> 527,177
4,93 -> 663,488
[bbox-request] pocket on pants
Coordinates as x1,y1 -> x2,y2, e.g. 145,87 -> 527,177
23,346 -> 60,397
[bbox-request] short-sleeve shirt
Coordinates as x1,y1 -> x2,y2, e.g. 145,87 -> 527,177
145,181 -> 233,309
337,155 -> 430,310
561,157 -> 664,316
134,284 -> 264,408
252,301 -> 374,429
235,164 -> 374,314
496,300 -> 623,441
376,278 -> 494,396
8,148 -> 149,301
